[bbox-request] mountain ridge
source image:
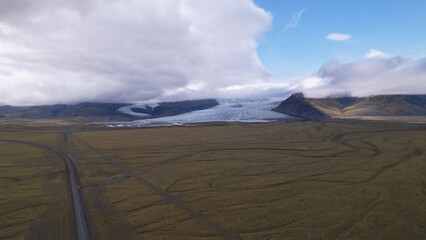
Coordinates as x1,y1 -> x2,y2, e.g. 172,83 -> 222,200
0,99 -> 219,121
0,102 -> 136,121
126,99 -> 218,118
273,93 -> 426,120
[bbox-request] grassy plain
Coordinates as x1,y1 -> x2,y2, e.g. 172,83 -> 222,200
0,140 -> 74,239
0,120 -> 425,239
72,120 -> 426,239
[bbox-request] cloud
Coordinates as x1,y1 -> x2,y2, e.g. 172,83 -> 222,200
283,9 -> 305,31
299,54 -> 426,97
365,49 -> 392,59
0,0 -> 272,105
326,33 -> 351,41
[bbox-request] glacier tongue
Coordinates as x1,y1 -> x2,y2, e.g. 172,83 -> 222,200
103,98 -> 292,127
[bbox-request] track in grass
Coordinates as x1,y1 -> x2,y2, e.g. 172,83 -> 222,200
0,139 -> 90,240
69,132 -> 241,240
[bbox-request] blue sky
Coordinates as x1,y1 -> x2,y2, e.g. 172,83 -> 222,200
254,0 -> 426,78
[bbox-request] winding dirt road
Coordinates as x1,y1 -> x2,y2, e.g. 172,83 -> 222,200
0,139 -> 90,240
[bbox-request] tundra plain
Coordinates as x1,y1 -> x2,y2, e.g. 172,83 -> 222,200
0,120 -> 425,239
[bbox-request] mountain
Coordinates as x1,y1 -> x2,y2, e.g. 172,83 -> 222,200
120,99 -> 219,118
272,93 -> 329,120
338,95 -> 426,116
0,99 -> 220,121
273,93 -> 426,120
0,102 -> 137,120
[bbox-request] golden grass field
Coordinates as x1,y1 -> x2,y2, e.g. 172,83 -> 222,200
0,140 -> 74,239
0,120 -> 425,239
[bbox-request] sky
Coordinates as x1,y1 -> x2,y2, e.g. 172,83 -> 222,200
256,0 -> 426,76
0,0 -> 425,105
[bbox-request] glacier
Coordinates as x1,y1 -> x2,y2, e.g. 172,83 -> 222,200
102,98 -> 292,127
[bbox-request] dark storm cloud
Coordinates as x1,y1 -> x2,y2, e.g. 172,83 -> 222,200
0,0 -> 272,105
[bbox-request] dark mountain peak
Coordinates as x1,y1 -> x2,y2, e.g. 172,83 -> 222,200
273,93 -> 329,120
290,92 -> 305,99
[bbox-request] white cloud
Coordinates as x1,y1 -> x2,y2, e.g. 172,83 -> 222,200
365,49 -> 392,59
300,56 -> 426,97
283,9 -> 305,31
217,81 -> 294,98
326,33 -> 351,41
0,0 -> 272,105
301,76 -> 331,89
